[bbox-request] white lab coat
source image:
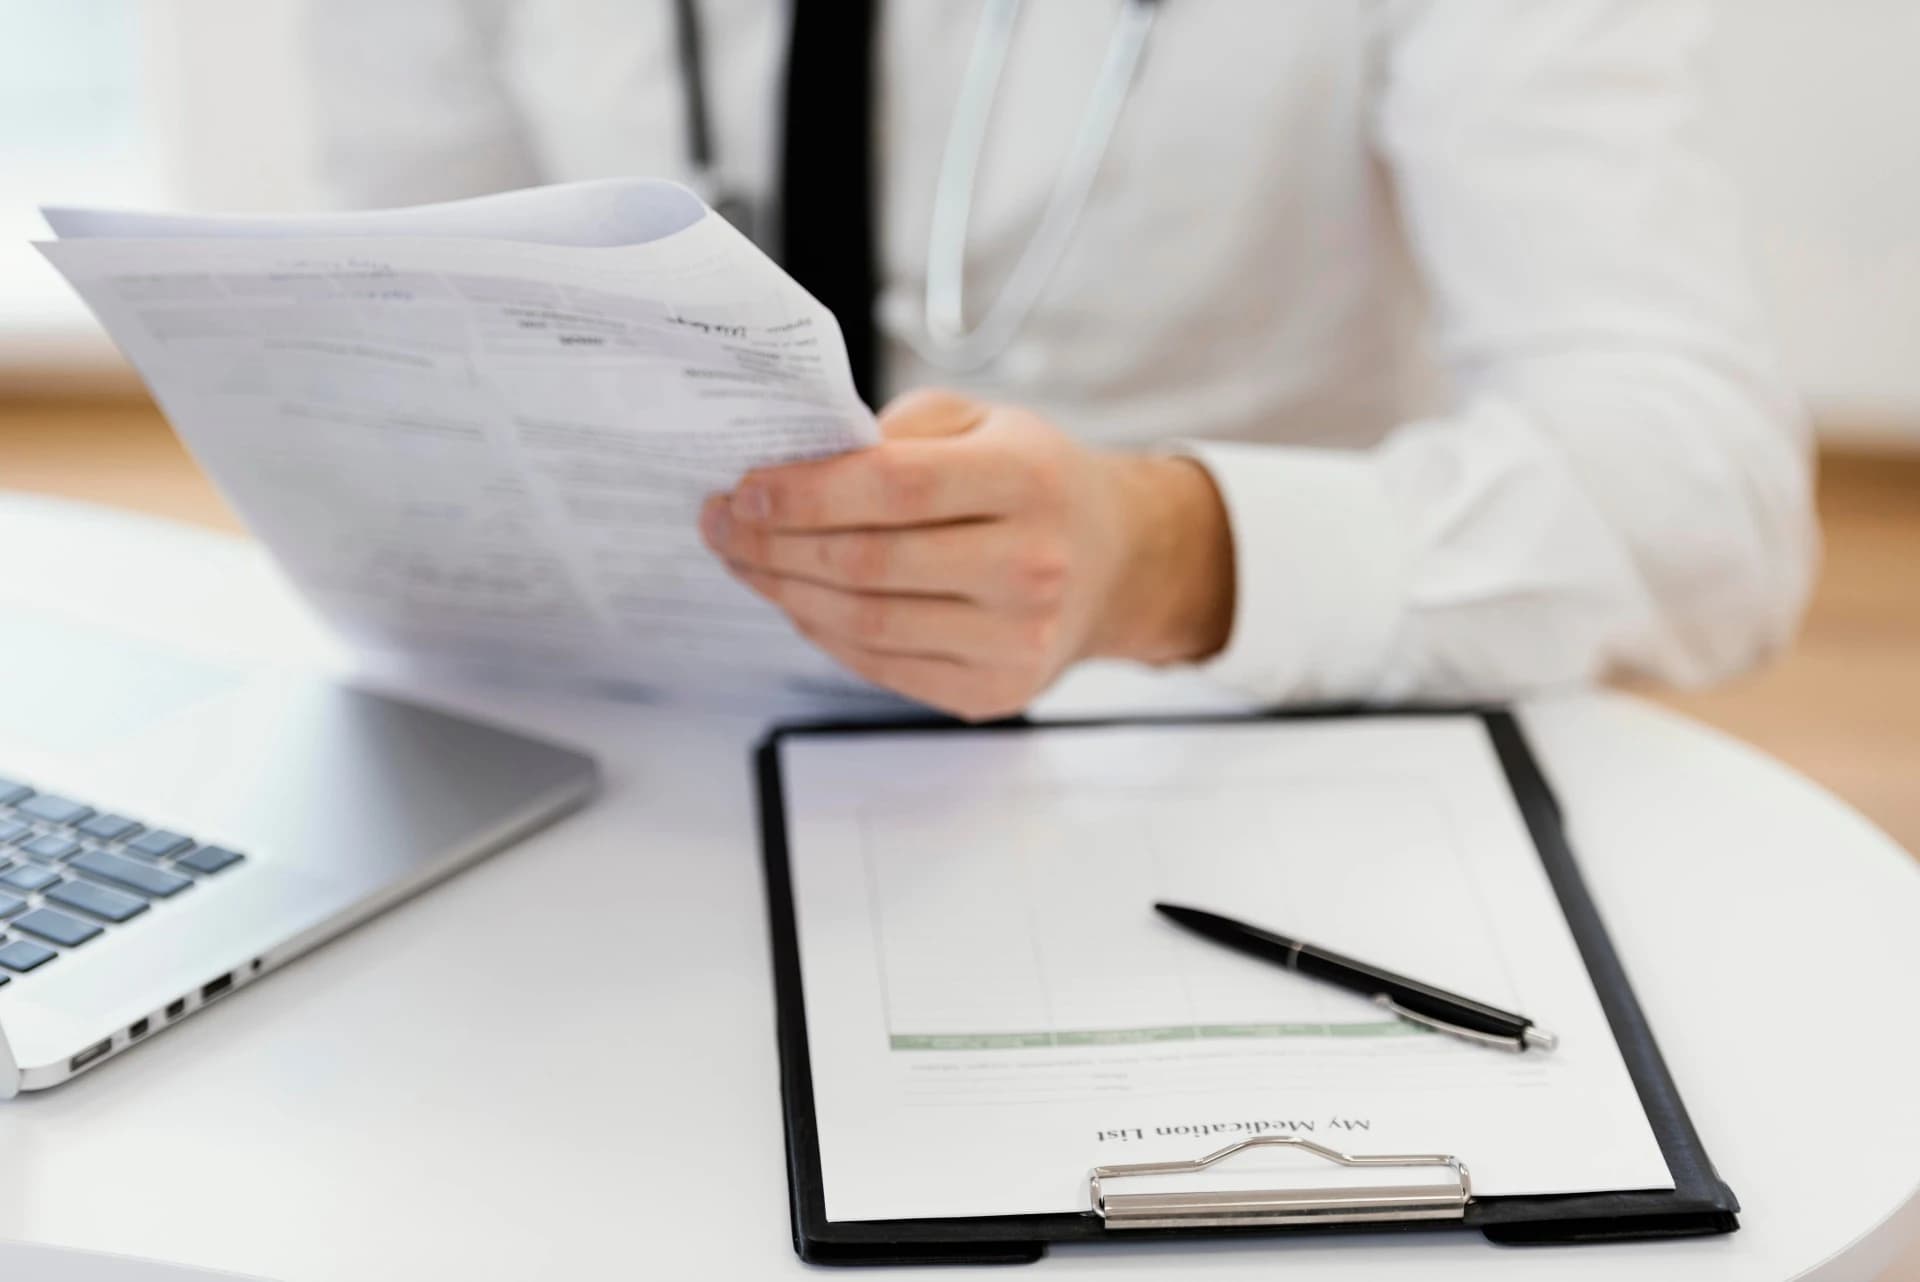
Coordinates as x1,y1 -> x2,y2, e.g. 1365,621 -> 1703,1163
304,0 -> 1816,704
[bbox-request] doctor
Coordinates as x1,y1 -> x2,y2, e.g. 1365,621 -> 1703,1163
310,1 -> 1814,720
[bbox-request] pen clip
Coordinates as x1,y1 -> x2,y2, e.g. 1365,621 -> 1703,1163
1371,994 -> 1548,1054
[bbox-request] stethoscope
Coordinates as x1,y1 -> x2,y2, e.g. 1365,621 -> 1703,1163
670,0 -> 1160,372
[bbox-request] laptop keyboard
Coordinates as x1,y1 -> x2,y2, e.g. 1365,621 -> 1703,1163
0,773 -> 245,987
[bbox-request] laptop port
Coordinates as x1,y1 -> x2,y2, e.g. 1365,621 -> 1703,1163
129,1018 -> 150,1040
201,973 -> 233,1001
165,998 -> 187,1020
70,1039 -> 112,1072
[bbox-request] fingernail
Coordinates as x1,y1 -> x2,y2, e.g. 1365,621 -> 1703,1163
732,485 -> 771,522
700,500 -> 731,546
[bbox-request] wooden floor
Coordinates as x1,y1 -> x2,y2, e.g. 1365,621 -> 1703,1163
1,395 -> 1916,853
1,395 -> 1918,1279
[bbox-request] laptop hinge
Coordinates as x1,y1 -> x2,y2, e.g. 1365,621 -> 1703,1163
0,1017 -> 20,1100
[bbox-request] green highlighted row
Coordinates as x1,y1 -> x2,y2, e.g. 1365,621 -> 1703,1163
889,1021 -> 1423,1051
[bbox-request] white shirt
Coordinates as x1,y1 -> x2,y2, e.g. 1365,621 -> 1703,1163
305,0 -> 1816,705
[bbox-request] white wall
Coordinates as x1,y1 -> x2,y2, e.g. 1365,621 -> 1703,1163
7,0 -> 1919,442
0,1 -> 321,390
0,0 -> 156,385
1698,0 -> 1920,444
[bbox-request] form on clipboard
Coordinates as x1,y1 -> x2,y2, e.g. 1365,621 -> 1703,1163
756,710 -> 1739,1265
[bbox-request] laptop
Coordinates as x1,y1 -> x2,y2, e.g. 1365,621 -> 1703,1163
0,610 -> 598,1095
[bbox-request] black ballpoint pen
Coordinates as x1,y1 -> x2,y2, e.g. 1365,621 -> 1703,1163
1155,903 -> 1558,1054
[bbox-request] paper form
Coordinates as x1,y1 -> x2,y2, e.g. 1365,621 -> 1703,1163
779,716 -> 1673,1222
36,180 -> 885,699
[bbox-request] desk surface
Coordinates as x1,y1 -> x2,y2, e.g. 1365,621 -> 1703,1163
1,493 -> 1917,1282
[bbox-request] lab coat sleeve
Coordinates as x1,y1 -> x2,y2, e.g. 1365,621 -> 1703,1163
1186,0 -> 1817,703
301,0 -> 540,207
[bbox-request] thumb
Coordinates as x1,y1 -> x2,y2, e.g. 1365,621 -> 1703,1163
876,387 -> 990,441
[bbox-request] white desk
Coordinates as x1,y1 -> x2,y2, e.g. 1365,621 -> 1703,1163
1,494 -> 1917,1282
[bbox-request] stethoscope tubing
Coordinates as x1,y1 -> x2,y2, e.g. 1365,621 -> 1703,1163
919,0 -> 1158,371
673,0 -> 1160,371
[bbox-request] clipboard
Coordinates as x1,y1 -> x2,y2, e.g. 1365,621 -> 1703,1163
754,707 -> 1739,1265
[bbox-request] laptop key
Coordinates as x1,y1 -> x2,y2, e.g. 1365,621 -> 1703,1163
0,818 -> 30,844
13,907 -> 102,947
0,892 -> 25,918
0,938 -> 57,973
71,850 -> 191,899
77,813 -> 142,842
126,829 -> 193,860
45,879 -> 148,924
17,794 -> 93,826
0,777 -> 31,806
0,863 -> 60,893
21,834 -> 81,861
177,845 -> 244,875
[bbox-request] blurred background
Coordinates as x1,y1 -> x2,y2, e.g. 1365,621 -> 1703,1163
1,8 -> 1916,832
10,1 -> 1920,420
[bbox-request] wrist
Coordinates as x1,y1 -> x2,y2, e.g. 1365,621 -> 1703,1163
1091,454 -> 1236,665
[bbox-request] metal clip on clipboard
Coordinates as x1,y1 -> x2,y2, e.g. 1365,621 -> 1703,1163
1089,1135 -> 1472,1231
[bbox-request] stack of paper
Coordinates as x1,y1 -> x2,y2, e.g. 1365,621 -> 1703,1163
38,180 -> 883,702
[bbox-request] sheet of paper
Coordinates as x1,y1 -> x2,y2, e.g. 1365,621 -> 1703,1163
36,180 -> 886,700
780,716 -> 1673,1223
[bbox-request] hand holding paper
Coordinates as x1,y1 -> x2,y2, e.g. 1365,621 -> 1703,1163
701,388 -> 1236,720
38,180 -> 883,703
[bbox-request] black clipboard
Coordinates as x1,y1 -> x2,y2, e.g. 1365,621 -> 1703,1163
755,707 -> 1739,1265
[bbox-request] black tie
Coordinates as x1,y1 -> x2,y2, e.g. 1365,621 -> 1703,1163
778,0 -> 880,407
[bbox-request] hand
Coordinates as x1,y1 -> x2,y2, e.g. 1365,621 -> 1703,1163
700,389 -> 1235,721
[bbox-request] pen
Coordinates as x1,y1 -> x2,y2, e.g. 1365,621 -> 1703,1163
1154,903 -> 1558,1054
